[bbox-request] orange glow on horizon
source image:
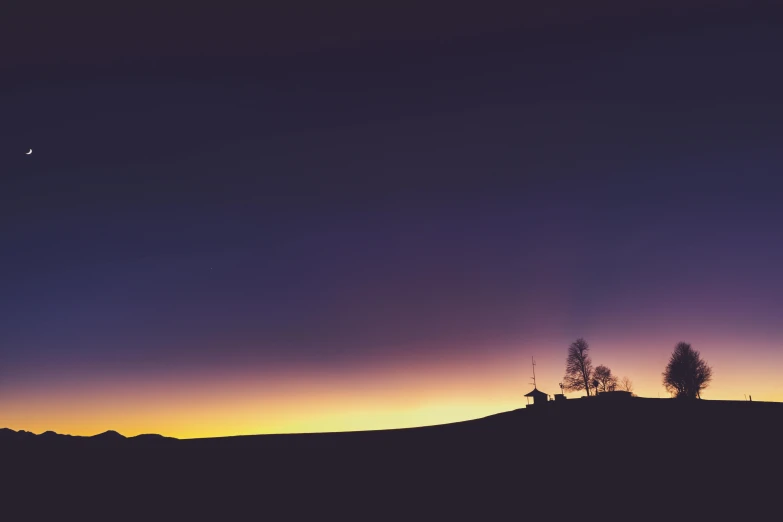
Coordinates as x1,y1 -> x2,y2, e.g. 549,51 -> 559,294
2,335 -> 781,439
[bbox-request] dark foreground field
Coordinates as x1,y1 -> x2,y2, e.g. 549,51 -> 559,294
4,398 -> 781,519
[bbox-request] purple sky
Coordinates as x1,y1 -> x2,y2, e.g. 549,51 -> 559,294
1,2 -> 782,436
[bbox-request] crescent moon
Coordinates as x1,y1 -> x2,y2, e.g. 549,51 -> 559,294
26,149 -> 32,155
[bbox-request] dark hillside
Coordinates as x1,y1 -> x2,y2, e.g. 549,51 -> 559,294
4,398 -> 781,518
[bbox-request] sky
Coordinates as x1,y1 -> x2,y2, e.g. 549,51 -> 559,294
1,1 -> 783,438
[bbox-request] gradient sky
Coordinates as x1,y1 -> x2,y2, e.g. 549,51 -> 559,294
2,2 -> 783,438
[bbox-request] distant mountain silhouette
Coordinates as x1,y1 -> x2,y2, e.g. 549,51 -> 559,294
0,428 -> 38,441
130,433 -> 173,441
0,428 -> 176,445
91,430 -> 126,440
38,430 -> 69,442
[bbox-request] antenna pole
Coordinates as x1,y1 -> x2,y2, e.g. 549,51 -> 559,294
531,356 -> 537,389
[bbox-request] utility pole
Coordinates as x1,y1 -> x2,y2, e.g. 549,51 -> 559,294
530,357 -> 537,389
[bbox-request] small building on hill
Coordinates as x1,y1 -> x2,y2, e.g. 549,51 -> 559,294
525,387 -> 549,407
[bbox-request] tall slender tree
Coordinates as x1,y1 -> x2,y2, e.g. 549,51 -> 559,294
563,338 -> 594,396
662,342 -> 713,399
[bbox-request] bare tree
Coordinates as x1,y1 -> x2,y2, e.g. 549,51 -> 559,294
662,342 -> 713,399
563,338 -> 594,396
620,376 -> 634,393
593,365 -> 618,393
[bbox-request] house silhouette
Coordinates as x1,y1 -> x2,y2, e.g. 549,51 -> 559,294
524,387 -> 549,407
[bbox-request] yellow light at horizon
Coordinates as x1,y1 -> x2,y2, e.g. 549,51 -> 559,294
2,335 -> 780,438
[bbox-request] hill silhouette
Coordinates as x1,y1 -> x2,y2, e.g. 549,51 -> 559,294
4,397 -> 780,518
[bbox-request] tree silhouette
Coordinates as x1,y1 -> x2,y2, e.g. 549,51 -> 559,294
593,365 -> 618,393
563,338 -> 594,396
662,342 -> 713,399
620,376 -> 634,393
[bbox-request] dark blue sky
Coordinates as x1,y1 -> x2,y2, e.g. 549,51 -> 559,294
2,2 -> 782,401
